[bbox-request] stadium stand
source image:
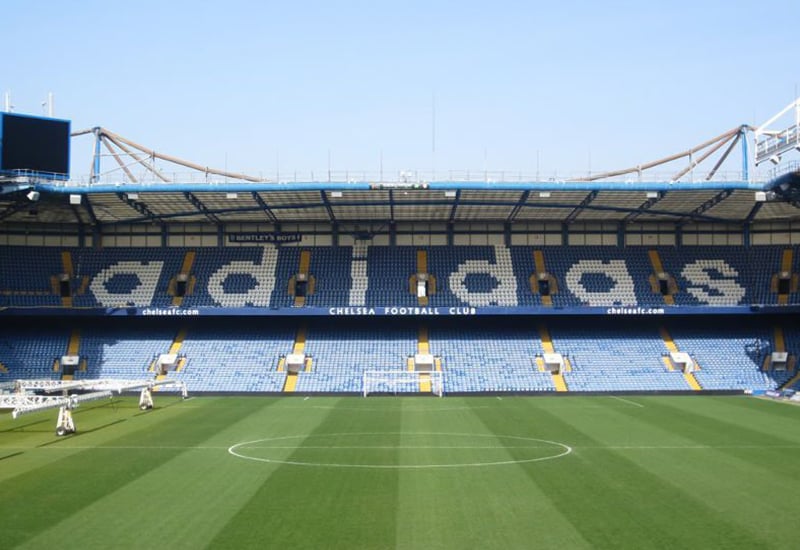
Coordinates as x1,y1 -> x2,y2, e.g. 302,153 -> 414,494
0,327 -> 68,381
0,247 -> 63,307
549,324 -> 689,392
1,245 -> 798,310
0,315 -> 796,394
1,107 -> 798,403
77,326 -> 174,379
296,323 -> 418,392
174,324 -> 296,392
429,323 -> 555,392
1,243 -> 799,395
775,326 -> 800,390
668,323 -> 785,391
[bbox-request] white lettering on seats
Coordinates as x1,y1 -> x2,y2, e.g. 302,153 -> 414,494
681,259 -> 745,305
349,242 -> 369,306
207,247 -> 278,307
565,259 -> 636,306
89,261 -> 165,307
448,245 -> 518,306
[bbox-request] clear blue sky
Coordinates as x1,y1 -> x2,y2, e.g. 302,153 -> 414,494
2,0 -> 799,181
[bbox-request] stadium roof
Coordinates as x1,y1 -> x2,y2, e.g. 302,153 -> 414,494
2,96 -> 800,227
0,175 -> 798,227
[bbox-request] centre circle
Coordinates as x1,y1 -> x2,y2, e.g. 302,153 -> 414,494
228,432 -> 572,469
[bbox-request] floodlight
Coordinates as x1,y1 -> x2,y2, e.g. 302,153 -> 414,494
69,194 -> 81,205
755,191 -> 778,202
26,190 -> 40,201
769,155 -> 781,165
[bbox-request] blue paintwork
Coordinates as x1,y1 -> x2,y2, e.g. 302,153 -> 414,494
34,179 -> 772,194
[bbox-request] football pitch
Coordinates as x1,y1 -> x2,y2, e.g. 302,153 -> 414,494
1,395 -> 799,549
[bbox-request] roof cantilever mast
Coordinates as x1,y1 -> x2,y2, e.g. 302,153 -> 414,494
575,127 -> 745,182
70,127 -> 267,183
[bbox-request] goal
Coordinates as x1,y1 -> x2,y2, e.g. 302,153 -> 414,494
362,370 -> 444,397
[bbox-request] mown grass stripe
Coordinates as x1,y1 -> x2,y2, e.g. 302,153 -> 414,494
469,397 -> 769,549
616,397 -> 800,468
207,398 -> 402,549
394,397 -> 591,549
0,397 -> 281,548
15,397 -> 317,550
682,395 -> 800,432
593,396 -> 800,547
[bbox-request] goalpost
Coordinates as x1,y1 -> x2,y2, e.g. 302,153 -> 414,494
362,370 -> 444,397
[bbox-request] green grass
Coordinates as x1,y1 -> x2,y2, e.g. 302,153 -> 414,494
2,395 -> 800,549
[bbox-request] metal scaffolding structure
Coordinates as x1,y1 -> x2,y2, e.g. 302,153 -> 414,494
0,378 -> 188,435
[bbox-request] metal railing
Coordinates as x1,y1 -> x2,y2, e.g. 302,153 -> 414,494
756,124 -> 800,162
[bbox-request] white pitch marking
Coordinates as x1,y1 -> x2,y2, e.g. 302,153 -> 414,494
608,395 -> 644,408
574,444 -> 800,450
0,445 -> 229,451
240,445 -> 558,450
228,432 -> 573,469
278,405 -> 492,413
4,442 -> 800,452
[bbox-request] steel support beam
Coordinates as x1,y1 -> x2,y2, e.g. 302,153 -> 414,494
448,190 -> 462,223
83,195 -> 100,226
676,189 -> 733,227
320,191 -> 336,222
564,191 -> 598,224
743,201 -> 763,224
0,200 -> 30,222
116,192 -> 163,225
623,192 -> 665,224
184,192 -> 221,225
251,191 -> 278,223
69,203 -> 84,227
506,191 -> 530,223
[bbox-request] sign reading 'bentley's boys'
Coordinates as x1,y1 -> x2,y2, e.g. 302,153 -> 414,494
228,233 -> 302,243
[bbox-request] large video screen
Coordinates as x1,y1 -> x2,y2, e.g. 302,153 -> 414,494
0,113 -> 70,177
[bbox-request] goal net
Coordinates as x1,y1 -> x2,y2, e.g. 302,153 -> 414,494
362,370 -> 444,397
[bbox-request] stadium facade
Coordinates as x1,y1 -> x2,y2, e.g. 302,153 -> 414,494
1,109 -> 800,399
